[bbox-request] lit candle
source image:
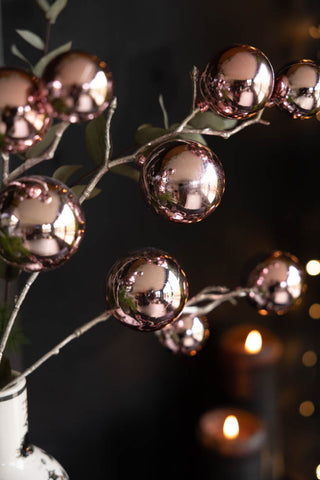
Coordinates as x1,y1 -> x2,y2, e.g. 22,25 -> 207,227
198,407 -> 267,479
219,324 -> 283,479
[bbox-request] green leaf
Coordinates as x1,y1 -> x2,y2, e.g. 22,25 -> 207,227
134,125 -> 166,146
168,123 -> 207,145
85,114 -> 106,166
188,111 -> 238,131
71,185 -> 102,200
33,41 -> 72,77
53,165 -> 83,184
24,123 -> 67,159
11,44 -> 32,70
109,165 -> 140,182
0,258 -> 20,282
0,305 -> 29,354
35,0 -> 50,13
16,29 -> 44,50
46,0 -> 68,24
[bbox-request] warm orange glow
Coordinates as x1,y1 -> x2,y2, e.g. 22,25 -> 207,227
223,415 -> 239,439
244,330 -> 262,354
309,303 -> 320,320
316,464 -> 320,479
299,400 -> 315,417
302,350 -> 317,367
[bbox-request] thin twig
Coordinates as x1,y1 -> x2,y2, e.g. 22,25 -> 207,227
109,108 -> 268,169
44,20 -> 51,55
183,286 -> 251,316
3,311 -> 111,391
191,66 -> 199,111
1,152 -> 10,186
0,272 -> 39,363
158,94 -> 169,129
8,122 -> 69,181
79,97 -> 117,204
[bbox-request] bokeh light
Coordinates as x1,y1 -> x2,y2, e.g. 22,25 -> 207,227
299,400 -> 315,417
306,260 -> 320,276
309,304 -> 320,319
302,351 -> 317,367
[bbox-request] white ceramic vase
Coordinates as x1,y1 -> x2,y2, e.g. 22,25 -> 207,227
0,372 -> 69,480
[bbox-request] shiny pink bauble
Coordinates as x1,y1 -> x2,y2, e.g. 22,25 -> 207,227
272,60 -> 320,119
0,68 -> 51,153
0,176 -> 85,271
156,312 -> 209,355
42,50 -> 113,123
139,139 -> 225,223
106,248 -> 189,332
200,45 -> 274,119
246,251 -> 305,314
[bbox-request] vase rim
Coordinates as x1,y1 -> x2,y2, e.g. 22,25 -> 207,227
0,371 -> 26,401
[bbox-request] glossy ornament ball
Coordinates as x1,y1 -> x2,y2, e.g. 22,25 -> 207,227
106,248 -> 189,332
139,139 -> 225,223
156,312 -> 209,355
0,68 -> 51,153
200,45 -> 274,119
0,176 -> 85,271
246,251 -> 305,314
273,60 -> 320,119
42,50 -> 113,123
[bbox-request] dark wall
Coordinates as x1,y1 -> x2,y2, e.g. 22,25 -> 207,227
2,0 -> 320,479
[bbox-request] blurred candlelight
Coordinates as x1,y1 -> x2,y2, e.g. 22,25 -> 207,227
306,259 -> 320,276
245,330 -> 263,354
223,415 -> 239,439
198,408 -> 267,479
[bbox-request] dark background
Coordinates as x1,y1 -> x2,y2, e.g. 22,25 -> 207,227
2,0 -> 320,479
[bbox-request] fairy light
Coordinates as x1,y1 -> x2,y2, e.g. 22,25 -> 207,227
244,330 -> 262,354
316,464 -> 320,479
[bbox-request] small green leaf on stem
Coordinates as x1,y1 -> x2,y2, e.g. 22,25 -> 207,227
11,44 -> 32,70
189,111 -> 238,131
71,185 -> 102,200
16,30 -> 44,50
169,123 -> 207,145
109,164 -> 140,182
53,165 -> 83,184
33,41 -> 72,76
35,0 -> 50,14
46,0 -> 68,24
24,123 -> 67,159
134,125 -> 166,146
85,114 -> 107,166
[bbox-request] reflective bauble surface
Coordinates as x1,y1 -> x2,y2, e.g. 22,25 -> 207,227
106,248 -> 189,332
273,60 -> 320,119
200,45 -> 274,119
0,69 -> 51,153
156,312 -> 209,355
0,176 -> 85,271
140,139 -> 225,223
246,251 -> 305,314
42,50 -> 113,123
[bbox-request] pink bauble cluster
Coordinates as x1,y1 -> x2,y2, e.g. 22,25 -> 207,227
0,51 -> 113,153
200,44 -> 320,120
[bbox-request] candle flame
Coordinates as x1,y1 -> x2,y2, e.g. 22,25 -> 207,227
223,415 -> 239,439
245,330 -> 262,354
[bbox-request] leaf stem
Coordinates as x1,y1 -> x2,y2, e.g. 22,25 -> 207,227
2,311 -> 111,390
79,97 -> 117,204
44,20 -> 51,55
